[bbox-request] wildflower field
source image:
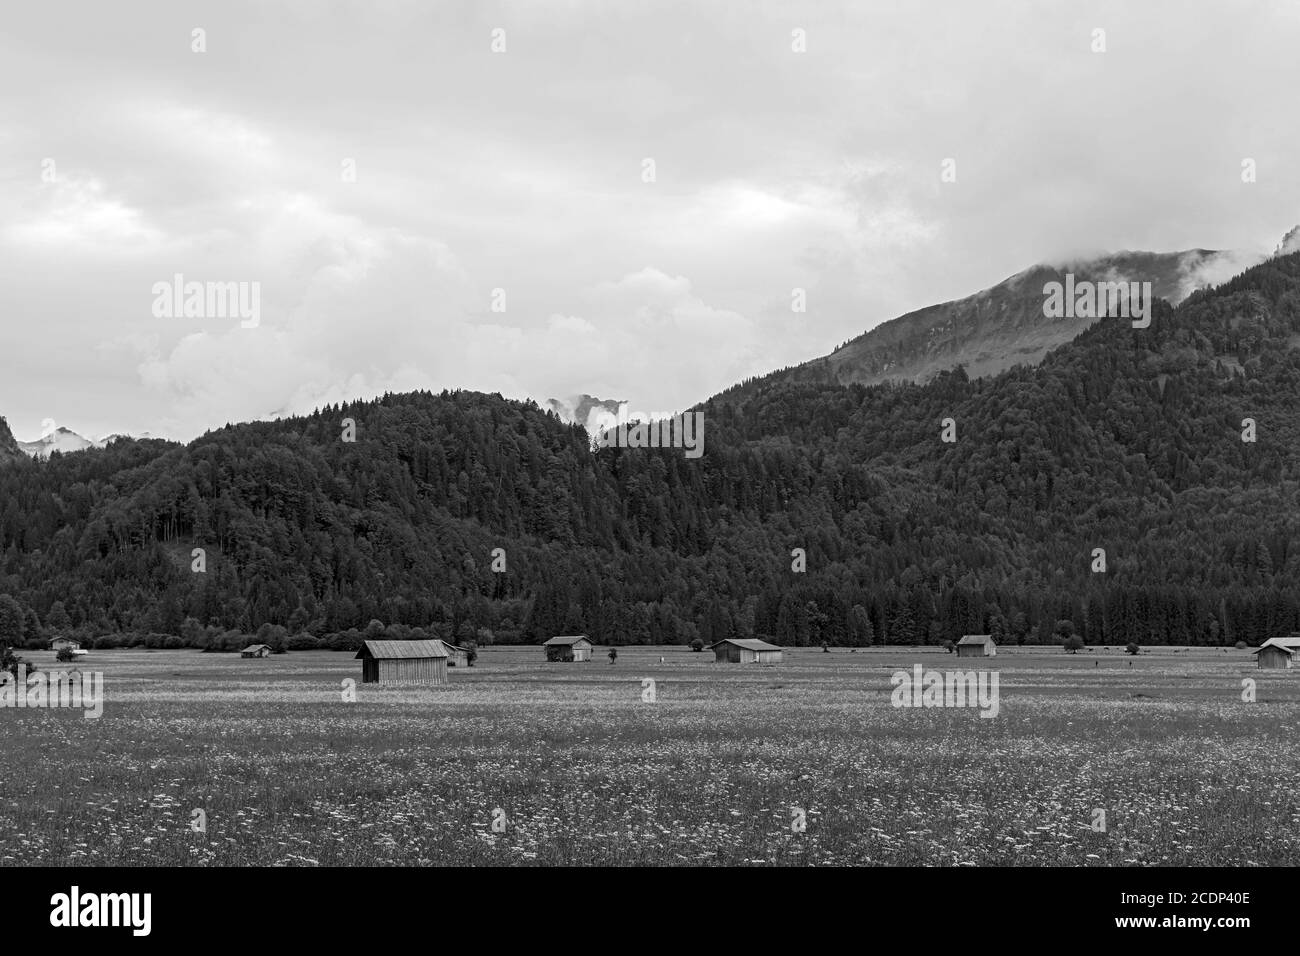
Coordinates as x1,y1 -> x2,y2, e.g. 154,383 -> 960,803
2,645 -> 1297,866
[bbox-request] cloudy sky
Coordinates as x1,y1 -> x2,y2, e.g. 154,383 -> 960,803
1,0 -> 1297,442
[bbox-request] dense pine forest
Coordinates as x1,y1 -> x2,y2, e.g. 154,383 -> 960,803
3,252 -> 1300,652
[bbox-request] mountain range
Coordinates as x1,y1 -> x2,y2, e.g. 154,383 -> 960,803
3,426 -> 156,460
3,238 -> 1300,654
552,237 -> 1292,420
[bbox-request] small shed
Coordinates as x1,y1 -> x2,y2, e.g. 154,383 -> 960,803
1253,637 -> 1299,670
709,638 -> 783,664
50,637 -> 81,653
437,641 -> 469,667
355,639 -> 449,685
956,634 -> 997,658
543,635 -> 593,662
240,644 -> 272,658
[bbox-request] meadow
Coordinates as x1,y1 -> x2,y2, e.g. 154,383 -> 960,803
1,645 -> 1297,866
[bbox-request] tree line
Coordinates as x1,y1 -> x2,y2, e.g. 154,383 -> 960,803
2,253 -> 1300,650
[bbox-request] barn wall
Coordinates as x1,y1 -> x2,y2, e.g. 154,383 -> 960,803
376,657 -> 447,684
1258,649 -> 1291,669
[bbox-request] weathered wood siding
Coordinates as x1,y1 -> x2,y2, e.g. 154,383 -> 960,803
1257,647 -> 1292,669
369,657 -> 448,684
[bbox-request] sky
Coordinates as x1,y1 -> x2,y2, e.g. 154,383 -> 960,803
1,0 -> 1298,442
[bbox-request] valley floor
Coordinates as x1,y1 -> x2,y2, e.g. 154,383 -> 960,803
2,646 -> 1297,866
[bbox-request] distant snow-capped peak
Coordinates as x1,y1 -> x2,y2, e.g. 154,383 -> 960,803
15,426 -> 153,459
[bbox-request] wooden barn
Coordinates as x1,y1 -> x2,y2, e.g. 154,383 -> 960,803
709,638 -> 783,664
1253,636 -> 1300,670
355,639 -> 449,685
437,641 -> 469,667
50,637 -> 81,653
240,644 -> 272,658
956,634 -> 997,658
543,635 -> 593,662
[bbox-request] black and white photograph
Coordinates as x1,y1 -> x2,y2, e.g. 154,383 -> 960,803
1,0 -> 1295,937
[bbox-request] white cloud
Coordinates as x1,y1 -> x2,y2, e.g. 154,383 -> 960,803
1,1 -> 1298,440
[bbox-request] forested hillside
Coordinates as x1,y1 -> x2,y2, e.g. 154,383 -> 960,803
3,252 -> 1300,652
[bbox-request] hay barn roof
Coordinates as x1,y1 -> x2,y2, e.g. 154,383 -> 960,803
543,635 -> 591,646
1254,639 -> 1298,655
957,635 -> 995,645
241,644 -> 270,652
355,640 -> 449,660
709,638 -> 783,651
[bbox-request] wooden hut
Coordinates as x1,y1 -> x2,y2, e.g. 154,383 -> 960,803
956,634 -> 997,658
437,641 -> 469,667
709,638 -> 783,664
240,644 -> 272,658
1253,637 -> 1300,670
50,637 -> 81,654
355,639 -> 449,685
543,635 -> 593,662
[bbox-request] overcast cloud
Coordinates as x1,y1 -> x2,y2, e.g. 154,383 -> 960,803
1,0 -> 1297,441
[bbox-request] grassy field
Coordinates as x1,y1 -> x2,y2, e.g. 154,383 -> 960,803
2,644 -> 1297,866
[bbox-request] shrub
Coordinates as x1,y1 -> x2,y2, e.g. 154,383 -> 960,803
326,630 -> 363,652
55,646 -> 76,663
942,640 -> 955,654
286,633 -> 322,651
690,638 -> 704,652
1064,635 -> 1085,654
1125,642 -> 1140,656
1234,640 -> 1247,650
0,643 -> 35,680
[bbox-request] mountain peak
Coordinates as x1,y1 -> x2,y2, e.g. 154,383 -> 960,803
0,416 -> 24,464
547,394 -> 625,433
1275,225 -> 1300,257
15,425 -> 98,459
721,246 -> 1248,399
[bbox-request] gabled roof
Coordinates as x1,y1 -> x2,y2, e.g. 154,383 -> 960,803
241,644 -> 271,652
709,638 -> 783,652
1263,636 -> 1300,649
355,639 -> 448,660
434,640 -> 467,653
1253,638 -> 1297,655
543,635 -> 592,646
957,634 -> 995,645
